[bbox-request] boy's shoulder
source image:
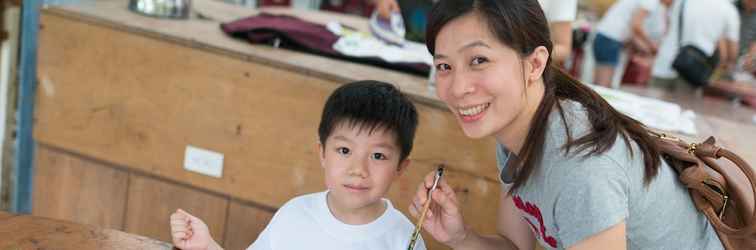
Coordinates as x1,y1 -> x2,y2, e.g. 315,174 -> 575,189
276,191 -> 327,216
277,191 -> 415,230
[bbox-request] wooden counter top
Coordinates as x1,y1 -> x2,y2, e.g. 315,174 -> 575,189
44,0 -> 442,108
0,211 -> 173,250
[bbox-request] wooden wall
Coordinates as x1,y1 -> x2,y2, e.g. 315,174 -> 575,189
32,10 -> 502,250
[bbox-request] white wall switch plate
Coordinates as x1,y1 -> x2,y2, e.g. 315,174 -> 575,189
184,145 -> 224,178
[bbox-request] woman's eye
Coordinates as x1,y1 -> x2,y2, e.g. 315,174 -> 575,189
471,57 -> 488,65
371,153 -> 386,160
435,63 -> 451,72
337,147 -> 350,155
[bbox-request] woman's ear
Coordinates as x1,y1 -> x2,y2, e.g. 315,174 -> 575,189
525,46 -> 550,84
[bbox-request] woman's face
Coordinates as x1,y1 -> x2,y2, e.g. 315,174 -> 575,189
432,13 -> 534,139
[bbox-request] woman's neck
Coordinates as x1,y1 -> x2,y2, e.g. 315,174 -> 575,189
495,79 -> 545,154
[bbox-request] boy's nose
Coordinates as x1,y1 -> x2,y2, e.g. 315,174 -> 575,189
347,157 -> 369,178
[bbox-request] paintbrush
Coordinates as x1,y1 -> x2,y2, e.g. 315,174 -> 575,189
407,166 -> 444,250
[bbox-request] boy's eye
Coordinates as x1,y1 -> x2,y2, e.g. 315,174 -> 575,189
337,147 -> 350,155
471,56 -> 488,65
370,153 -> 387,160
435,63 -> 451,72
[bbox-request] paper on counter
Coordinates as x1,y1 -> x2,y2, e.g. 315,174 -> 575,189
326,22 -> 433,66
592,85 -> 698,135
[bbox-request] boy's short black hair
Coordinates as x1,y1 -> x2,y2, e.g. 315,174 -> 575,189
318,80 -> 418,161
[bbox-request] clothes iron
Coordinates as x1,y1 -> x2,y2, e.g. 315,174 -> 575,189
368,10 -> 406,46
129,0 -> 191,19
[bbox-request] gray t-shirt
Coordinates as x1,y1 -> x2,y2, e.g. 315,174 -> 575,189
740,8 -> 756,56
496,100 -> 723,249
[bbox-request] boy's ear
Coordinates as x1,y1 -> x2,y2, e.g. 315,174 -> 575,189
396,158 -> 411,177
317,142 -> 326,168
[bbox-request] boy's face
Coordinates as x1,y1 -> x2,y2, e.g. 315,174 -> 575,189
319,123 -> 409,212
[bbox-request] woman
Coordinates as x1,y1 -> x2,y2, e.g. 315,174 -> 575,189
591,0 -> 673,87
408,0 -> 723,249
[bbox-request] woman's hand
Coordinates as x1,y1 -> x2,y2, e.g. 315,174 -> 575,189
374,0 -> 400,19
409,170 -> 469,248
170,209 -> 223,250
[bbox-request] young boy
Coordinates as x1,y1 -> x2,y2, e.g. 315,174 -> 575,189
169,80 -> 425,250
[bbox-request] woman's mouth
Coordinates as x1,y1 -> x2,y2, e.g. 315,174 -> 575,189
457,103 -> 490,122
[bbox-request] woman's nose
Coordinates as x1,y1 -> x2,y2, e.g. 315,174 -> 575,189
450,71 -> 475,98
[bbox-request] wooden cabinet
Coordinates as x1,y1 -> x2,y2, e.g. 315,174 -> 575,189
224,200 -> 275,250
32,146 -> 129,230
125,175 -> 229,244
32,2 -> 501,249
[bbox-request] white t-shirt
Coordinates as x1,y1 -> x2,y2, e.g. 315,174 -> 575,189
247,191 -> 426,250
538,0 -> 578,22
652,0 -> 740,78
596,0 -> 664,42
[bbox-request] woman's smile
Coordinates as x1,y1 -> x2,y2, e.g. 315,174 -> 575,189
457,102 -> 491,122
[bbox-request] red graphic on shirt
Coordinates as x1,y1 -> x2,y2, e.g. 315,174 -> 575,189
513,195 -> 557,248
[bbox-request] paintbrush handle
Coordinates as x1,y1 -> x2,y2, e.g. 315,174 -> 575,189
408,166 -> 444,250
408,188 -> 434,250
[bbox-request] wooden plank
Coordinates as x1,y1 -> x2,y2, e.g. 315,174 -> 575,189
223,201 -> 275,250
0,214 -> 172,250
125,174 -> 229,244
31,145 -> 129,230
0,210 -> 15,221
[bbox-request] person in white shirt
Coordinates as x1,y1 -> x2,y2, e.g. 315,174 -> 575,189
651,0 -> 740,92
537,0 -> 578,64
375,0 -> 577,63
592,0 -> 674,87
169,81 -> 425,250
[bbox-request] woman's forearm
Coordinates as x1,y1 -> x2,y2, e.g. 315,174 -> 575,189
450,229 -> 520,250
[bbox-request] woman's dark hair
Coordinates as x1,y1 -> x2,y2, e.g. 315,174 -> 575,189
426,0 -> 662,191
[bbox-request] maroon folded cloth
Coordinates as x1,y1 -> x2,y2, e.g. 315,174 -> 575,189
220,13 -> 430,76
222,13 -> 340,55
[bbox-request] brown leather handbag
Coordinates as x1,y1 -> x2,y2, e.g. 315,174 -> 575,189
651,132 -> 756,249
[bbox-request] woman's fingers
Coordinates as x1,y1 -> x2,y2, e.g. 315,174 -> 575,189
410,169 -> 460,219
377,0 -> 400,19
429,178 -> 459,216
409,170 -> 439,217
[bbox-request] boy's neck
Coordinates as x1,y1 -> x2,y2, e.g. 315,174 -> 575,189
326,192 -> 387,225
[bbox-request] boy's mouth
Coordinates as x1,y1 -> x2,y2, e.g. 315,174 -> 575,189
343,184 -> 369,192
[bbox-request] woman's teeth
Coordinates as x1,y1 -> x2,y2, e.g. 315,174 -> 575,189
459,103 -> 490,116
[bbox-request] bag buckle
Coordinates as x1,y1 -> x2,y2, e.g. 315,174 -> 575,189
654,132 -> 699,154
687,143 -> 698,155
656,132 -> 681,142
719,195 -> 729,219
